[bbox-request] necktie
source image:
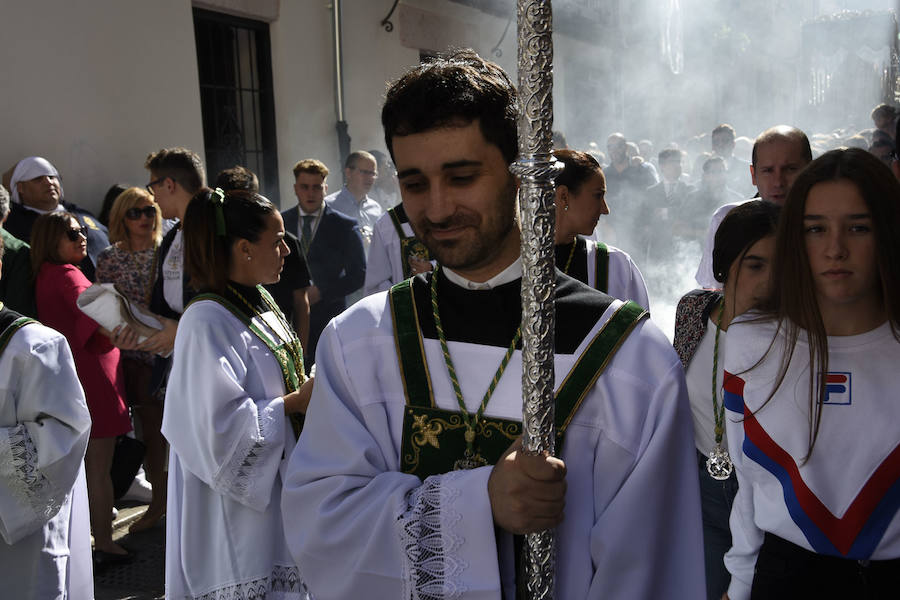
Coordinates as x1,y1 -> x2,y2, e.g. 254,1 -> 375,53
302,215 -> 314,253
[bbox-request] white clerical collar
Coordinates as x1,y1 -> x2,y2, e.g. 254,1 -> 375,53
299,205 -> 323,218
442,257 -> 523,290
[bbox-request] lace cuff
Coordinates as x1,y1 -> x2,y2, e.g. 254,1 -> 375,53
397,471 -> 469,600
212,402 -> 282,505
0,424 -> 63,526
193,564 -> 310,600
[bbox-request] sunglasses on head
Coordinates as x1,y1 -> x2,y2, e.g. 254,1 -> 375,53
65,227 -> 87,242
125,206 -> 157,220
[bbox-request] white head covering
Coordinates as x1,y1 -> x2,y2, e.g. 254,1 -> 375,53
9,156 -> 64,204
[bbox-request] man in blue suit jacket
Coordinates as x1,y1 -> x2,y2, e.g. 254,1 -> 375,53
283,159 -> 365,372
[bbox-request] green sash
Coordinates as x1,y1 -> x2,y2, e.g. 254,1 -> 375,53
0,309 -> 36,359
594,241 -> 609,293
388,205 -> 431,280
188,289 -> 306,439
389,279 -> 647,478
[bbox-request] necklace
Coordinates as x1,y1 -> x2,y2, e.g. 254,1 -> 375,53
430,267 -> 521,470
708,302 -> 734,480
562,237 -> 578,274
226,284 -> 306,390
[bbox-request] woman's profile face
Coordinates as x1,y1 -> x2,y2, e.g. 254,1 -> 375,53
568,171 -> 609,235
725,235 -> 775,318
56,217 -> 88,265
803,178 -> 879,314
245,211 -> 290,286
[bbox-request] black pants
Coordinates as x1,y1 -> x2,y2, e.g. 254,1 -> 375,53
751,532 -> 900,599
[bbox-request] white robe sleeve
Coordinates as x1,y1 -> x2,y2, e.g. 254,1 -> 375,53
608,247 -> 651,311
723,393 -> 762,600
363,218 -> 397,296
0,326 -> 91,545
723,465 -> 762,600
587,358 -> 705,599
722,327 -> 764,600
162,303 -> 287,511
281,323 -> 502,600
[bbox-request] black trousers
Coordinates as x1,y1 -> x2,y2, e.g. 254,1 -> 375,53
751,532 -> 900,600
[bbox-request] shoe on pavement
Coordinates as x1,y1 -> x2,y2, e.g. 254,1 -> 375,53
122,469 -> 153,503
93,547 -> 135,571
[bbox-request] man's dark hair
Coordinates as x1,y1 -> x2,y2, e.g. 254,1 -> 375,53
293,159 -> 329,179
658,148 -> 681,164
751,126 -> 812,167
215,166 -> 259,193
702,156 -> 726,173
344,151 -> 376,171
144,147 -> 205,194
871,103 -> 897,122
381,48 -> 519,164
870,137 -> 894,152
712,124 -> 736,142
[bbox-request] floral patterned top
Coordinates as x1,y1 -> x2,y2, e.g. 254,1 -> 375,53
95,243 -> 158,365
673,289 -> 722,369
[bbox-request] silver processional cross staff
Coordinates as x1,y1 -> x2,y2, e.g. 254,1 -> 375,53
510,1 -> 560,598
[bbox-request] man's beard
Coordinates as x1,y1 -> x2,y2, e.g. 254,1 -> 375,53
412,184 -> 518,273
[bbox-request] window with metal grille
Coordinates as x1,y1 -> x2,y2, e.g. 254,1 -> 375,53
193,8 -> 280,203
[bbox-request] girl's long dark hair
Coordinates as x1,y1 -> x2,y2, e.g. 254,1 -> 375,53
761,148 -> 900,460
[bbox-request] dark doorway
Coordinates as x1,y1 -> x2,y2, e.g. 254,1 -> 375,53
193,8 -> 280,203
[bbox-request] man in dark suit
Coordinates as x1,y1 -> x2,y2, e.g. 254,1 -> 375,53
640,148 -> 694,264
282,159 -> 365,371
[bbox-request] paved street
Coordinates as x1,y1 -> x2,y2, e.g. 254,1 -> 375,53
94,503 -> 165,600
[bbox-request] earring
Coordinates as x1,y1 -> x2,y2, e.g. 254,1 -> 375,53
246,255 -> 252,261
564,203 -> 569,211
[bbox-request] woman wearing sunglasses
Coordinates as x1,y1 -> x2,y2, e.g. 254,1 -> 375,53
32,211 -> 137,568
95,187 -> 167,533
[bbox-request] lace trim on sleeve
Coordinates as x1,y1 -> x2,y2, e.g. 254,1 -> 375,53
212,403 -> 280,502
397,471 -> 468,600
193,564 -> 310,600
0,424 -> 63,523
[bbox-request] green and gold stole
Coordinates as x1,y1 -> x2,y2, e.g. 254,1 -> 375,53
388,280 -> 647,479
188,289 -> 306,439
593,241 -> 609,293
388,205 -> 431,280
0,305 -> 36,359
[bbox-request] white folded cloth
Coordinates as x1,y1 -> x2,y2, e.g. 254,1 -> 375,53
76,283 -> 164,350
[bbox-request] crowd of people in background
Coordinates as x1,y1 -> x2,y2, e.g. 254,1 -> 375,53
1,47 -> 899,600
